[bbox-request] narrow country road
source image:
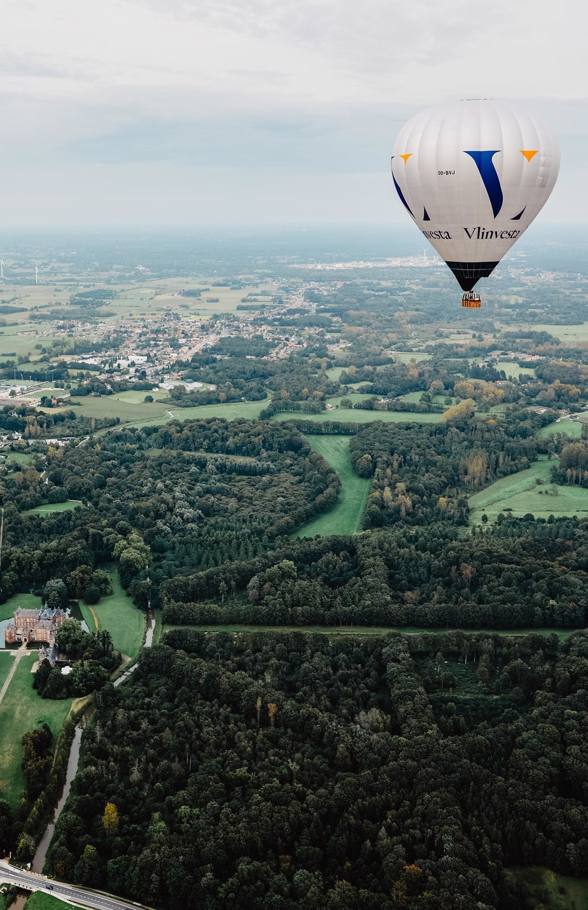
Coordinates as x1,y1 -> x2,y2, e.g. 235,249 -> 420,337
0,860 -> 154,910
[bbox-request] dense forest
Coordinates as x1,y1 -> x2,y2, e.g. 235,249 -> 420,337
162,519 -> 588,629
0,420 -> 338,602
46,630 -> 588,909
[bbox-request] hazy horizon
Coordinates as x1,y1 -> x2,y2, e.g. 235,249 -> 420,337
2,0 -> 586,227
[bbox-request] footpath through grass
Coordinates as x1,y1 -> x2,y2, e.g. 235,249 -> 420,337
468,458 -> 588,524
295,435 -> 370,537
0,653 -> 13,690
80,570 -> 144,660
0,653 -> 73,807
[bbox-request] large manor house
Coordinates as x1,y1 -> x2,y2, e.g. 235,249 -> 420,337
5,606 -> 67,646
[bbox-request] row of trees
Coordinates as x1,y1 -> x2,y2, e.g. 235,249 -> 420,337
162,518 -> 588,630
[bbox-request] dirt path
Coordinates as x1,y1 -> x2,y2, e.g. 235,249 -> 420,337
0,645 -> 27,706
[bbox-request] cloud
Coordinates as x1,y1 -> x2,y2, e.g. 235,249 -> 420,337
0,0 -> 585,224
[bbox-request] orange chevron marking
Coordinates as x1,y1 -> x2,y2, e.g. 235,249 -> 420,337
399,153 -> 413,163
521,149 -> 538,162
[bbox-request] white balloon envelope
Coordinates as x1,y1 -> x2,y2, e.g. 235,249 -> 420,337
391,99 -> 559,305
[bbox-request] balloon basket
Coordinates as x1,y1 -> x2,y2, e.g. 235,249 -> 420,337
461,293 -> 481,309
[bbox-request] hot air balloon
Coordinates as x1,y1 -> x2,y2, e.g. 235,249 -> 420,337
391,99 -> 559,307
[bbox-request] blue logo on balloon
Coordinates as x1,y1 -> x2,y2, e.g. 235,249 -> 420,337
464,150 -> 503,218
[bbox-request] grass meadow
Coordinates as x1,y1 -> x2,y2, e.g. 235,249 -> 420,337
79,570 -> 144,660
0,653 -> 73,807
295,435 -> 370,537
468,458 -> 588,524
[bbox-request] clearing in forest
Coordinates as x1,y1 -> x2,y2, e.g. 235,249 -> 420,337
273,408 -> 442,425
294,435 -> 370,537
79,570 -> 145,660
468,458 -> 588,524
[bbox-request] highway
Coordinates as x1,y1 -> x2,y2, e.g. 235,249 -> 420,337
0,860 -> 153,910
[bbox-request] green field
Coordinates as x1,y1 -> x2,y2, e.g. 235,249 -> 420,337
81,570 -> 145,659
60,394 -> 270,430
165,624 -> 578,640
25,500 -> 83,516
511,866 -> 588,909
295,436 -> 370,537
4,450 -> 34,466
391,351 -> 432,363
325,392 -> 375,407
272,408 -> 443,425
0,653 -> 73,806
0,591 -> 43,621
25,892 -> 77,910
495,360 -> 536,378
511,321 -> 588,344
0,653 -> 13,689
468,458 -> 588,523
538,417 -> 583,439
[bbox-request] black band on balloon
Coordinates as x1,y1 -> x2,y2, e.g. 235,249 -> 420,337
445,261 -> 499,291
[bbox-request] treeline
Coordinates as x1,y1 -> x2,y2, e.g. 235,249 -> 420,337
162,519 -> 588,630
45,631 -> 588,908
349,413 -> 549,527
0,406 -> 119,437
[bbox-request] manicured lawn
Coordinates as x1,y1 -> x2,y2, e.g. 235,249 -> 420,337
468,458 -> 588,524
0,591 -> 42,621
25,500 -> 83,516
0,653 -> 13,689
272,408 -> 442,425
88,570 -> 145,659
295,435 -> 370,537
0,653 -> 73,807
25,892 -> 77,910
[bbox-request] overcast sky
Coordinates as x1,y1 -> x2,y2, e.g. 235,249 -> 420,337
2,0 -> 586,227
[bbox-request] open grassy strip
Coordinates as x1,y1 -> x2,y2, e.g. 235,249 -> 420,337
89,570 -> 145,660
0,653 -> 14,690
52,394 -> 270,430
164,624 -> 578,640
0,653 -> 73,807
537,417 -> 583,439
25,892 -> 77,910
272,408 -> 443,425
469,458 -> 588,524
24,501 -> 83,516
294,435 -> 370,537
